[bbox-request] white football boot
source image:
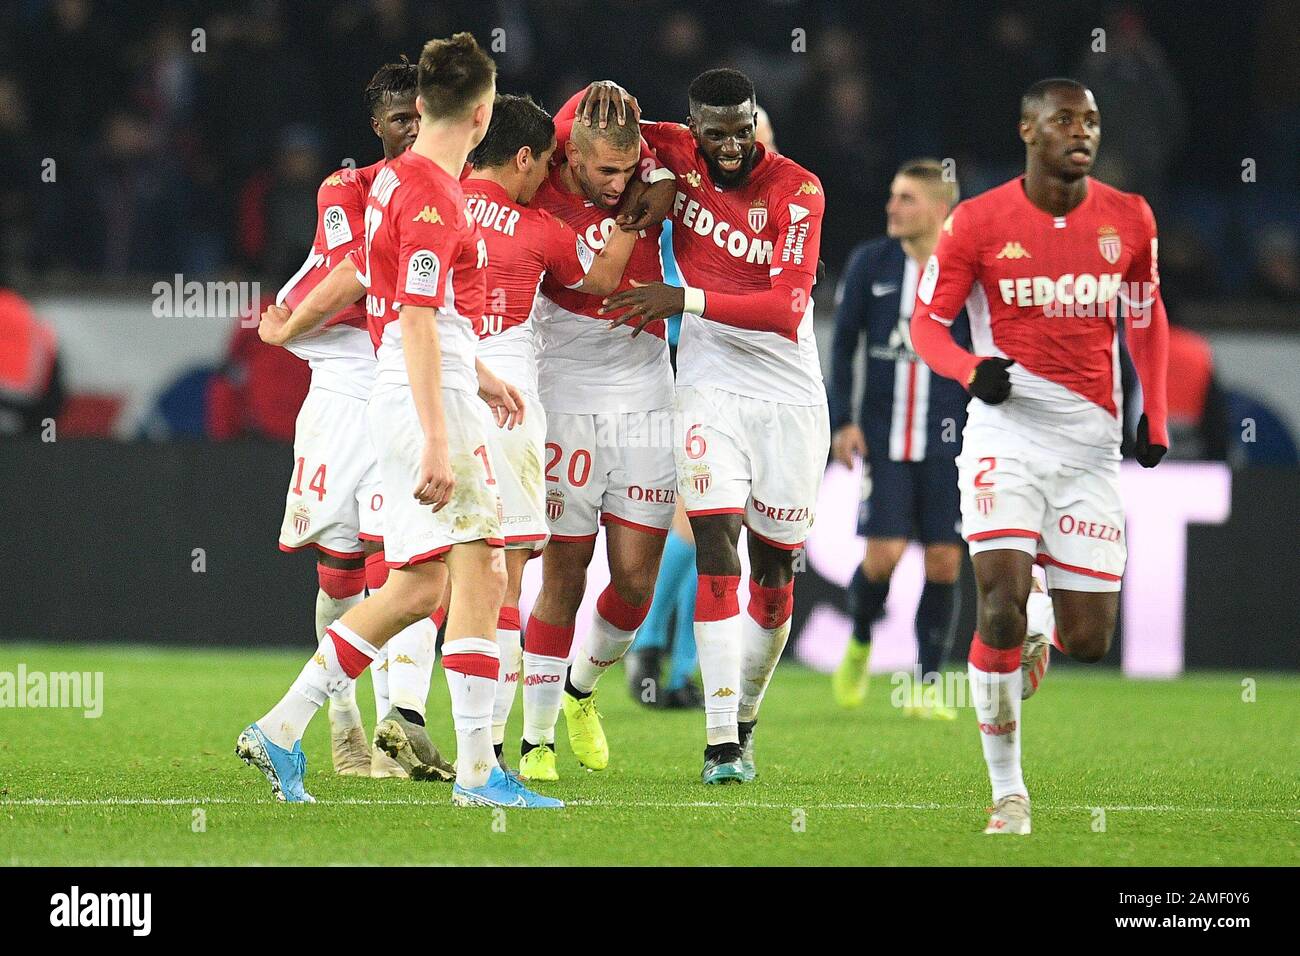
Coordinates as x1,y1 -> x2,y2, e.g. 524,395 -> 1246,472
984,794 -> 1031,834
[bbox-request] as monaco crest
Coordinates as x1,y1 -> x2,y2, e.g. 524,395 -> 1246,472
1098,226 -> 1122,265
748,200 -> 768,233
546,490 -> 564,522
292,506 -> 311,536
690,465 -> 712,496
975,491 -> 995,517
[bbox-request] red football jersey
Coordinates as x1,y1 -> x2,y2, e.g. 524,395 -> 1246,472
463,176 -> 594,396
358,149 -> 487,394
639,121 -> 828,405
462,177 -> 592,337
912,175 -> 1169,461
277,161 -> 384,330
532,163 -> 665,328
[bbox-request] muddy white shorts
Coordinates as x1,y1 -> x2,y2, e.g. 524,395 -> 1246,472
367,384 -> 504,568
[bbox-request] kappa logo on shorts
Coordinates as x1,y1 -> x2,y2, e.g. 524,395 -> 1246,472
546,489 -> 565,521
292,505 -> 311,536
975,491 -> 995,516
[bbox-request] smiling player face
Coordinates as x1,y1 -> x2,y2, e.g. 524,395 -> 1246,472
1021,86 -> 1101,181
690,100 -> 758,187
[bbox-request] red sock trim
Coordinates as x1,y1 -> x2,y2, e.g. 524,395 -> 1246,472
524,615 -> 575,658
431,606 -> 447,630
497,605 -> 521,631
967,632 -> 1020,673
442,652 -> 499,681
696,574 -> 741,622
318,563 -> 365,600
747,579 -> 794,629
1050,627 -> 1064,652
596,585 -> 651,632
364,551 -> 389,591
327,627 -> 374,679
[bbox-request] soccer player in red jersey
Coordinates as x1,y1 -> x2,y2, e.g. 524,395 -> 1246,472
575,70 -> 831,784
256,59 -> 446,780
238,34 -> 558,808
909,79 -> 1169,834
511,95 -> 679,781
459,93 -> 637,773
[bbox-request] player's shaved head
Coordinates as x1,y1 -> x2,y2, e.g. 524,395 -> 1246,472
417,31 -> 496,121
571,113 -> 640,154
1020,78 -> 1089,121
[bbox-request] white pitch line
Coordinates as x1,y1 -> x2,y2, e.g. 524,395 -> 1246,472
0,797 -> 1294,814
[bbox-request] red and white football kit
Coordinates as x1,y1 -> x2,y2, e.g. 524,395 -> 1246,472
463,176 -> 597,551
529,159 -> 677,542
357,149 -> 502,567
640,122 -> 831,549
276,161 -> 386,558
911,175 -> 1169,591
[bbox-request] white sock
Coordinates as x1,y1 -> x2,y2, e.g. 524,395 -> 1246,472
969,661 -> 1026,802
316,588 -> 364,717
1026,589 -> 1056,641
568,596 -> 642,693
259,623 -> 378,749
371,658 -> 391,724
521,652 -> 565,746
442,637 -> 500,788
315,588 -> 364,642
492,611 -> 522,747
696,616 -> 742,745
387,616 -> 437,716
737,617 -> 791,725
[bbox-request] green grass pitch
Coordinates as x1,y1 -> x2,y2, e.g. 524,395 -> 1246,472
1,643 -> 1295,866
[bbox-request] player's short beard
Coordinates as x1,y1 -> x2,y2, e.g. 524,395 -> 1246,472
702,146 -> 756,188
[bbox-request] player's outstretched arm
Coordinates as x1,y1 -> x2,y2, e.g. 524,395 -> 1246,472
578,222 -> 637,297
261,259 -> 366,346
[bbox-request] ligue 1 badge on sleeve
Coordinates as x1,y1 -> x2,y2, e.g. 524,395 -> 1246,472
1098,225 -> 1122,265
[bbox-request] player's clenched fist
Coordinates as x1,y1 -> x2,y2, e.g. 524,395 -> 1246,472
831,424 -> 868,468
415,441 -> 455,511
258,304 -> 291,346
967,357 -> 1014,404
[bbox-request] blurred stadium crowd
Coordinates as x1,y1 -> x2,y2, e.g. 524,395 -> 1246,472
1,0 -> 1297,297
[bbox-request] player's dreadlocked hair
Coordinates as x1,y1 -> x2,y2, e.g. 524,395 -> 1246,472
688,68 -> 755,112
1020,77 -> 1089,119
363,55 -> 419,117
417,32 -> 496,120
470,94 -> 555,169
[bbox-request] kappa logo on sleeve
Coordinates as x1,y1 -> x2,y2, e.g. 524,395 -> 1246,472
322,205 -> 352,250
404,250 -> 441,297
